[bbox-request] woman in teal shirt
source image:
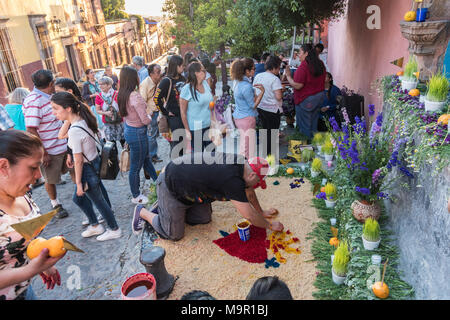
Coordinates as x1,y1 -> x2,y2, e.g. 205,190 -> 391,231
4,87 -> 29,131
180,61 -> 214,152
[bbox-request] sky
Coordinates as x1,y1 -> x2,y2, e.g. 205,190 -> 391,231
124,0 -> 165,17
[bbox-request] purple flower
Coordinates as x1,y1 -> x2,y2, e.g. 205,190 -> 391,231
376,113 -> 383,127
372,169 -> 383,185
368,104 -> 375,116
329,117 -> 341,132
377,192 -> 389,200
400,166 -> 414,179
316,192 -> 327,200
355,186 -> 371,195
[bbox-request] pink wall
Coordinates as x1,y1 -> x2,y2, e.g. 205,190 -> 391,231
328,0 -> 411,114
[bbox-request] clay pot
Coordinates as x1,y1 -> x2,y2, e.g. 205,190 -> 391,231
351,200 -> 381,223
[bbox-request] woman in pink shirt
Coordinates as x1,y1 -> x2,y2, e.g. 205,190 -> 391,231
118,66 -> 157,204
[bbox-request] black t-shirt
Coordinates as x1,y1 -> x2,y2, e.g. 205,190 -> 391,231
165,152 -> 249,205
154,76 -> 186,117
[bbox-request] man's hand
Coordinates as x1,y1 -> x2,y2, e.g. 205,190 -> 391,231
270,221 -> 284,232
66,155 -> 74,169
43,152 -> 51,167
76,183 -> 85,197
321,106 -> 330,113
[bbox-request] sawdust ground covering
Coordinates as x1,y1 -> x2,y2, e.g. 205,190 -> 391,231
153,177 -> 319,300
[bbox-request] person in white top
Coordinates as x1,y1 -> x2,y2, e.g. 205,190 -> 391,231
253,55 -> 284,157
51,91 -> 121,242
289,51 -> 301,68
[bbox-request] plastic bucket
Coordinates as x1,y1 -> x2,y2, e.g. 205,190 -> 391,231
416,8 -> 428,22
121,273 -> 157,300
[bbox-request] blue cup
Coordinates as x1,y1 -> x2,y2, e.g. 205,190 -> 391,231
416,8 -> 428,22
237,220 -> 251,241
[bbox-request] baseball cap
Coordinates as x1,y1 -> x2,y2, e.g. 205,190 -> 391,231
248,157 -> 269,189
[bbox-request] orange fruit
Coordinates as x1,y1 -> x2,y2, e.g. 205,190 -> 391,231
408,89 -> 420,97
209,101 -> 215,110
27,237 -> 47,259
329,237 -> 339,248
320,187 -> 326,193
46,236 -> 66,258
396,71 -> 404,76
437,114 -> 450,126
372,281 -> 389,299
286,167 -> 294,174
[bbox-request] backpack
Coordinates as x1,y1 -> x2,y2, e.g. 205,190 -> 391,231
71,125 -> 120,180
98,91 -> 122,124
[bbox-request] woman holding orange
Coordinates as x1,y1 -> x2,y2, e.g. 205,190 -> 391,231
0,130 -> 64,300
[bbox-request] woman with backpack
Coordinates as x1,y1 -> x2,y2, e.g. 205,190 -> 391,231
118,66 -> 158,205
95,76 -> 125,148
51,91 -> 121,241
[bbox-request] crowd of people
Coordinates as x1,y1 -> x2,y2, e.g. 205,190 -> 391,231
0,42 -> 337,300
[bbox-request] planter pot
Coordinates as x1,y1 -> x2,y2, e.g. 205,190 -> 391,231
267,165 -> 279,176
324,154 -> 333,161
325,199 -> 336,208
424,98 -> 445,112
362,235 -> 381,250
311,169 -> 319,178
401,79 -> 418,91
317,145 -> 322,153
351,200 -> 381,223
331,268 -> 346,285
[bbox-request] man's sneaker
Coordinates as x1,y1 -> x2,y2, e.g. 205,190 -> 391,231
132,194 -> 148,205
54,204 -> 69,219
152,155 -> 163,163
132,205 -> 146,235
81,224 -> 105,238
96,228 -> 122,241
82,215 -> 105,226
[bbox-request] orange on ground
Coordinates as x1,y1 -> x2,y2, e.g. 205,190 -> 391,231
396,71 -> 404,76
437,114 -> 450,126
329,237 -> 339,248
372,281 -> 389,299
286,168 -> 294,175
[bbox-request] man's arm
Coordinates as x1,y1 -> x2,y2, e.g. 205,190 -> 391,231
231,199 -> 283,231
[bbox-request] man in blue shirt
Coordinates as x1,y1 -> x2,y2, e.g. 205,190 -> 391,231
132,56 -> 149,83
254,52 -> 271,78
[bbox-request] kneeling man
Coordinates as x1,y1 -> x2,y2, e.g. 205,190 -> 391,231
132,152 -> 284,240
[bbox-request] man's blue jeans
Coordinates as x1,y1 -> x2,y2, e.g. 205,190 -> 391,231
295,91 -> 326,139
73,156 -> 118,230
148,111 -> 159,158
124,123 -> 158,198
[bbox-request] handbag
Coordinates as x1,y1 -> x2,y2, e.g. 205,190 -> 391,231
158,78 -> 173,135
120,143 -> 131,173
101,92 -> 122,124
71,125 -> 120,180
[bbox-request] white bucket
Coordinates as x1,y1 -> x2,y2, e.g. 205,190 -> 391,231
311,170 -> 319,178
331,268 -> 346,285
324,154 -> 333,161
424,98 -> 445,112
362,235 -> 381,251
325,199 -> 336,208
401,79 -> 418,91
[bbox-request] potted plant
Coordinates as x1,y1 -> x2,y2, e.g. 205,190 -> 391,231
401,56 -> 418,91
311,158 -> 322,178
301,148 -> 314,162
324,182 -> 337,208
312,132 -> 325,153
424,71 -> 449,112
362,218 -> 381,250
322,141 -> 334,161
332,240 -> 350,285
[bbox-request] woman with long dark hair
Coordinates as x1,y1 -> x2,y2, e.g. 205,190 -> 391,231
179,61 -> 214,152
231,58 -> 265,159
284,43 -> 326,139
51,92 -> 121,241
55,78 -> 107,227
318,72 -> 342,132
154,55 -> 186,157
0,130 -> 64,300
118,66 -> 157,205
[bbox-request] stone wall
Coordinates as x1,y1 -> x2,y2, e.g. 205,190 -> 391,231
382,101 -> 450,300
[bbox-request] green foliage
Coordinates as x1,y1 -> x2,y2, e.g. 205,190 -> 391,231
312,158 -> 323,172
426,71 -> 450,102
301,149 -> 315,162
404,56 -> 418,80
312,132 -> 325,145
131,15 -> 145,35
322,141 -> 334,155
332,240 -> 349,277
324,182 -> 337,199
362,218 -> 380,242
287,131 -> 309,142
101,0 -> 129,21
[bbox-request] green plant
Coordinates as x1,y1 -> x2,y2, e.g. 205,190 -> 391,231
301,149 -> 315,162
404,56 -> 418,80
426,71 -> 450,102
363,218 -> 380,242
332,240 -> 350,277
322,141 -> 334,155
312,132 -> 325,146
324,182 -> 337,200
311,158 -> 323,172
287,131 -> 309,142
